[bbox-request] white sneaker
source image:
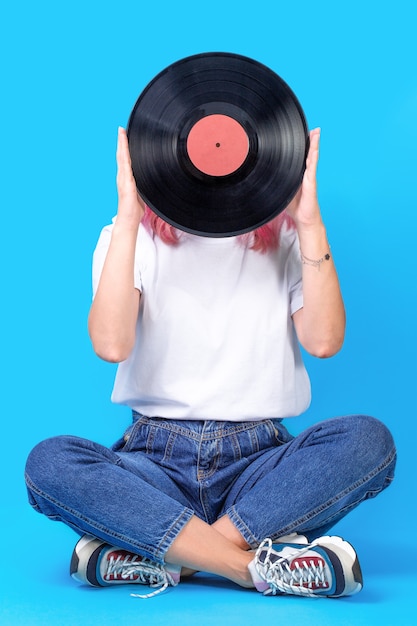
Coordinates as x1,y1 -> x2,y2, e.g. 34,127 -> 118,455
70,535 -> 180,598
248,535 -> 363,598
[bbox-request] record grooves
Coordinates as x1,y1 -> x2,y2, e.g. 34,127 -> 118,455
127,52 -> 309,237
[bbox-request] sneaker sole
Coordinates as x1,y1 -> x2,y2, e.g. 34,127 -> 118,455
311,536 -> 363,597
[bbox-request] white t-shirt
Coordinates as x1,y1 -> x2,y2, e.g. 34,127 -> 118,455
92,221 -> 311,421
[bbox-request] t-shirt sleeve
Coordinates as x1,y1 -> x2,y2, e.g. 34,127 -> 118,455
91,219 -> 144,299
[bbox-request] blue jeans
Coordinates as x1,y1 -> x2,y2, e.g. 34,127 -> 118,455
25,414 -> 396,564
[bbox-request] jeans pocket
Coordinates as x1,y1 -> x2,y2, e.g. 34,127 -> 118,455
270,420 -> 294,446
111,419 -> 143,453
117,417 -> 179,465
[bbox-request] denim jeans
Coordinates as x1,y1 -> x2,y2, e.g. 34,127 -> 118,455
25,414 -> 396,565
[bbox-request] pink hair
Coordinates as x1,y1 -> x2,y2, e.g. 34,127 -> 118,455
142,205 -> 295,253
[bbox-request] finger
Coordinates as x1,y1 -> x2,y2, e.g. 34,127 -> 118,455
116,127 -> 136,193
307,128 -> 320,164
304,127 -> 320,186
116,126 -> 133,171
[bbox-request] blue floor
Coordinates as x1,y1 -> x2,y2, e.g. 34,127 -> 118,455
2,498 -> 415,626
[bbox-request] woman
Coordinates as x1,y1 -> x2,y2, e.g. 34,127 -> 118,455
25,127 -> 396,598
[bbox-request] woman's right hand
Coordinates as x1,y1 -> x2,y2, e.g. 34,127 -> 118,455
88,128 -> 143,363
116,126 -> 145,226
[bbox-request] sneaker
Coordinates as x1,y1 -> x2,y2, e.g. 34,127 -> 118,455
248,536 -> 363,598
70,535 -> 181,598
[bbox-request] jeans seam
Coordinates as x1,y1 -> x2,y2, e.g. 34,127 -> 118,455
154,509 -> 195,562
227,507 -> 258,548
162,431 -> 177,463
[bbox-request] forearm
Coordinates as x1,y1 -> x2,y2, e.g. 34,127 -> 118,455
294,221 -> 345,358
88,218 -> 141,362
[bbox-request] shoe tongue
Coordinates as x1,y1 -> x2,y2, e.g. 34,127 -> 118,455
98,547 -> 182,586
100,548 -> 140,581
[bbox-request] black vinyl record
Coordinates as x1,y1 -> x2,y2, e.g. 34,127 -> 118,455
127,52 -> 309,237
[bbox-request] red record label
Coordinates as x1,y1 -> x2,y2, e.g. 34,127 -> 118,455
186,114 -> 249,176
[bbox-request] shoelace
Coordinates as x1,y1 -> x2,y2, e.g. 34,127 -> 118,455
104,552 -> 177,599
255,538 -> 329,597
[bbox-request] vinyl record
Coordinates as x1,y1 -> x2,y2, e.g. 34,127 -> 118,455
127,52 -> 309,237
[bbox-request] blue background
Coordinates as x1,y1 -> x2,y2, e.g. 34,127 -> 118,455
1,0 -> 416,624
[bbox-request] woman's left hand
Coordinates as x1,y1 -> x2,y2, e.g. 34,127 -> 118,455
285,127 -> 322,229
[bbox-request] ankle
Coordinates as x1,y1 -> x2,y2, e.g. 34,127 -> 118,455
227,552 -> 255,588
